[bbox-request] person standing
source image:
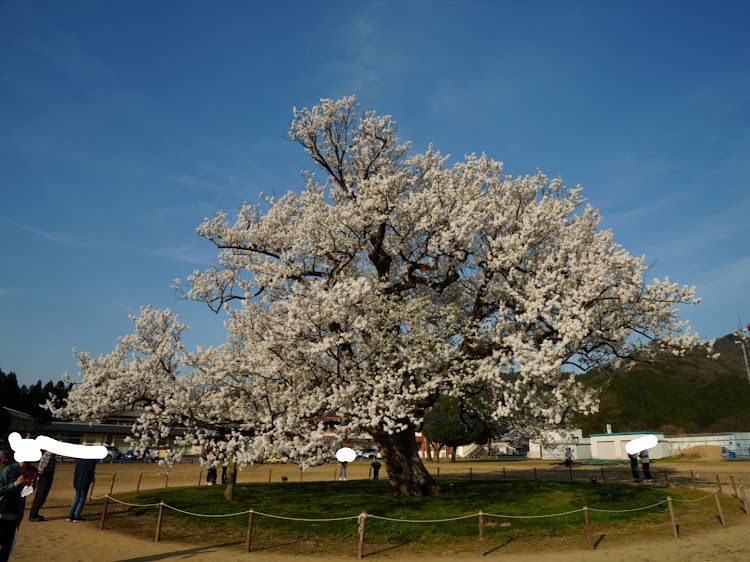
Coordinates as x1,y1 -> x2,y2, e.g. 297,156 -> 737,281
339,460 -> 348,481
628,452 -> 640,482
564,448 -> 574,468
206,452 -> 217,485
370,461 -> 381,480
0,459 -> 38,561
68,458 -> 97,522
28,449 -> 56,522
639,450 -> 652,482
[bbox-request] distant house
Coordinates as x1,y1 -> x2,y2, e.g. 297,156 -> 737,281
33,410 -> 196,455
2,406 -> 36,436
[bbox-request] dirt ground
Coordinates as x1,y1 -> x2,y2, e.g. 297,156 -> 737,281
10,458 -> 750,561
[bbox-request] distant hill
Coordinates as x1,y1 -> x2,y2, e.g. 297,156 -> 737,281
571,334 -> 750,435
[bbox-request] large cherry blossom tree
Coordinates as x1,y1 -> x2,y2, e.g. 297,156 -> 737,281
53,96 -> 704,496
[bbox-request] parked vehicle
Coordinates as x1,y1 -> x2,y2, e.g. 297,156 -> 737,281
265,455 -> 285,464
104,445 -> 122,461
358,448 -> 380,459
123,450 -> 143,461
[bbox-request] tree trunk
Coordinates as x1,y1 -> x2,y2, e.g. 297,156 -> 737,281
224,458 -> 238,501
451,447 -> 457,462
369,425 -> 439,496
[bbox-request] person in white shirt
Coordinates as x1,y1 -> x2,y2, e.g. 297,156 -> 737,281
564,448 -> 574,467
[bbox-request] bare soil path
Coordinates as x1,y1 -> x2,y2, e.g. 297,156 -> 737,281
11,459 -> 750,561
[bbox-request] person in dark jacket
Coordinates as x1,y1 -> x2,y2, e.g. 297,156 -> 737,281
68,459 -> 97,522
628,452 -> 639,482
28,449 -> 56,522
0,460 -> 38,561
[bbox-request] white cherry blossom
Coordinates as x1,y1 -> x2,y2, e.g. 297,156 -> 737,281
52,96 -> 705,496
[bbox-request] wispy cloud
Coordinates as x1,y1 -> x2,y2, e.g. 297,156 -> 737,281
640,197 -> 750,262
149,243 -> 217,266
1,218 -> 102,250
601,197 -> 674,230
701,257 -> 750,292
168,172 -> 236,194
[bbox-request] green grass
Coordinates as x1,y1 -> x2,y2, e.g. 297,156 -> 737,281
122,479 -> 677,545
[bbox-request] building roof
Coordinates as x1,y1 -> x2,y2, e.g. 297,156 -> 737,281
33,421 -> 189,437
590,431 -> 665,437
2,406 -> 35,420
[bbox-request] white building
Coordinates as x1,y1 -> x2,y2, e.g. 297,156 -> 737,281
528,428 -> 592,460
590,431 -> 669,460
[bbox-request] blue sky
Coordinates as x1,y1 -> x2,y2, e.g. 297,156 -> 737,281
1,1 -> 748,388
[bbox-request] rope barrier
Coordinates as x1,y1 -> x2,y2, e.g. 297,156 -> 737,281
165,505 -> 252,518
93,495 -> 162,507
484,508 -> 584,519
84,462 -> 746,562
669,491 -> 717,503
588,501 -> 664,513
252,511 -> 360,522
368,513 -> 478,523
93,488 -> 722,521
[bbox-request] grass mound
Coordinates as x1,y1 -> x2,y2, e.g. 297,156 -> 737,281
115,480 -> 677,550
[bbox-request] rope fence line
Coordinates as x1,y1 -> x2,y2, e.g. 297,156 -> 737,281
94,481 -> 747,559
484,508 -> 584,519
367,513 -> 478,523
669,491 -> 717,503
588,502 -> 663,513
84,465 -> 748,558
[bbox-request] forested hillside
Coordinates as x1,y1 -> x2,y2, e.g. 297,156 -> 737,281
572,334 -> 750,435
0,369 -> 69,424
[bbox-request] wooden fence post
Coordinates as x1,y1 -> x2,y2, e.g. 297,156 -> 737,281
137,471 -> 143,492
358,512 -> 367,559
740,482 -> 749,517
690,470 -> 696,489
715,473 -> 723,493
245,509 -> 254,552
109,473 -> 116,496
437,467 -> 440,479
569,465 -> 573,482
478,510 -> 485,557
99,494 -> 110,530
368,466 -> 372,480
583,506 -> 594,550
89,477 -> 96,501
470,467 -> 473,481
155,500 -> 165,542
730,475 -> 738,498
667,497 -> 678,538
197,470 -> 202,487
600,467 -> 606,483
664,471 -> 670,488
534,467 -> 537,481
714,490 -> 726,527
270,468 -> 273,483
165,472 -> 169,489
